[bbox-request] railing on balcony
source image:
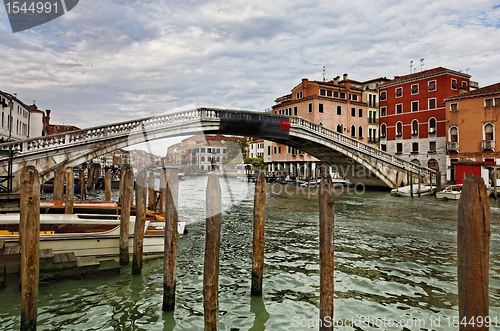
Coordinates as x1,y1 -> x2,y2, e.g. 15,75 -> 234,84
368,118 -> 379,124
368,138 -> 379,144
481,140 -> 495,150
447,142 -> 459,151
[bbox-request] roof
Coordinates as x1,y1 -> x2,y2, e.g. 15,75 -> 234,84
250,139 -> 264,143
192,140 -> 227,148
379,67 -> 471,88
444,82 -> 500,102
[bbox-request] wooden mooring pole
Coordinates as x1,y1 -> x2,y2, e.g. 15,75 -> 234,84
251,171 -> 266,296
204,174 -> 221,330
20,166 -> 40,331
319,168 -> 334,331
493,169 -> 497,200
132,170 -> 147,275
87,164 -> 94,191
65,167 -> 74,214
148,171 -> 156,211
119,168 -> 133,266
163,170 -> 179,311
53,165 -> 65,201
457,177 -> 490,331
409,172 -> 414,198
79,168 -> 86,201
104,171 -> 112,201
436,171 -> 442,192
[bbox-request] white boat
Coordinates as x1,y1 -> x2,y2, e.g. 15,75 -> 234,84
436,184 -> 463,200
0,213 -> 186,258
391,184 -> 434,197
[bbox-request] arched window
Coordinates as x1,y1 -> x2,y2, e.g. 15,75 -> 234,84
429,118 -> 436,134
396,122 -> 403,136
358,125 -> 363,138
351,125 -> 356,137
336,124 -> 343,133
411,159 -> 421,166
412,120 -> 419,135
484,123 -> 494,140
428,159 -> 439,171
450,127 -> 458,142
381,124 -> 387,137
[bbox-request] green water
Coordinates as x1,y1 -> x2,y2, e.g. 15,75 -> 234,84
1,177 -> 499,330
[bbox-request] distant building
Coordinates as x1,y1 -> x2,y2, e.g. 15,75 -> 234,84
0,90 -> 44,141
43,109 -> 80,135
189,140 -> 228,171
378,67 -> 472,184
249,139 -> 265,158
444,81 -> 500,183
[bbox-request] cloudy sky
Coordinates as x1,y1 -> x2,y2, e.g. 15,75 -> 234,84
1,0 -> 500,136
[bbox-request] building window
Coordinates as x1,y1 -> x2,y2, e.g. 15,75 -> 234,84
412,101 -> 419,112
274,147 -> 277,154
380,91 -> 387,101
333,91 -> 339,98
201,156 -> 205,162
380,124 -> 387,138
350,94 -> 358,101
412,143 -> 419,153
380,106 -> 387,116
450,127 -> 458,142
396,104 -> 402,114
428,80 -> 436,91
340,92 -> 346,99
429,98 -> 436,110
451,79 -> 457,90
319,122 -> 323,126
495,97 -> 500,106
294,107 -> 297,116
396,143 -> 403,154
381,144 -> 386,151
411,84 -> 419,95
429,141 -> 436,152
484,123 -> 494,140
428,159 -> 439,171
395,87 -> 402,98
429,118 -> 436,134
278,146 -> 281,153
319,103 -> 324,113
485,98 -> 494,108
207,148 -> 211,153
351,108 -> 356,117
351,125 -> 356,137
412,120 -> 419,135
308,103 -> 313,113
396,122 -> 403,137
337,105 -> 342,115
297,91 -> 303,99
327,90 -> 333,97
268,146 -> 271,155
358,108 -> 363,117
462,81 -> 468,89
320,89 -> 326,96
450,103 -> 458,112
358,125 -> 363,138
336,124 -> 343,133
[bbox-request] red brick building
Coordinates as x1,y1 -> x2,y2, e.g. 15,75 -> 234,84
378,67 -> 472,183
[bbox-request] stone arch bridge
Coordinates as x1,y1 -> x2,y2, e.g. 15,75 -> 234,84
0,108 -> 435,193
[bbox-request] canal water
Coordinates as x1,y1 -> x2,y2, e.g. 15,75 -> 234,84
1,176 -> 499,330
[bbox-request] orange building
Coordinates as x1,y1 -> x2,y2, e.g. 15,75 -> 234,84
444,82 -> 500,183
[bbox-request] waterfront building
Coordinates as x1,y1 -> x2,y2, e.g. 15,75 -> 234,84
444,81 -> 500,183
189,140 -> 228,171
0,90 -> 44,141
248,139 -> 265,158
378,67 -> 472,184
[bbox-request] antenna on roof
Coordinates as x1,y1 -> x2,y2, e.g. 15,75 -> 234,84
323,66 -> 326,82
466,68 -> 470,74
409,60 -> 413,74
420,58 -> 424,71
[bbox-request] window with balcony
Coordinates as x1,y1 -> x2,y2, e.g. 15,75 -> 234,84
319,103 -> 324,113
429,98 -> 436,110
451,79 -> 457,90
450,127 -> 458,142
351,125 -> 356,137
429,118 -> 436,134
395,87 -> 402,98
380,106 -> 387,116
412,101 -> 419,112
380,91 -> 387,101
396,104 -> 402,114
450,103 -> 458,112
411,84 -> 419,95
412,120 -> 419,136
484,123 -> 494,140
396,122 -> 403,137
428,80 -> 436,91
337,105 -> 342,115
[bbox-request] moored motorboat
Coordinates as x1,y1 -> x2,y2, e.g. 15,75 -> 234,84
436,184 -> 462,200
391,184 -> 435,197
0,213 -> 186,258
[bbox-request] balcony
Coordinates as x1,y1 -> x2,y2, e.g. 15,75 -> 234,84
482,140 -> 495,150
396,132 -> 402,137
368,138 -> 379,144
428,128 -> 436,134
447,142 -> 459,151
368,118 -> 379,124
411,130 -> 418,136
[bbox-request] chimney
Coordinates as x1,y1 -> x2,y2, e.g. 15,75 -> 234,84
13,93 -> 17,98
302,78 -> 308,97
333,76 -> 340,85
343,73 -> 348,81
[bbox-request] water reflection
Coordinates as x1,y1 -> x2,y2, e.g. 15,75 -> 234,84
250,295 -> 269,331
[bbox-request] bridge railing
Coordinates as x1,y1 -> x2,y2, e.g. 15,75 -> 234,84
288,116 -> 437,177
